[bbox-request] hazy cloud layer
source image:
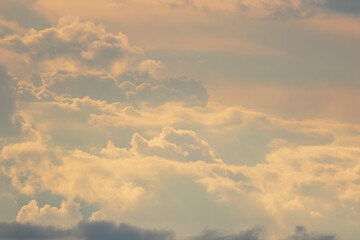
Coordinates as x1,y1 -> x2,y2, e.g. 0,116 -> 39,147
32,0 -> 339,18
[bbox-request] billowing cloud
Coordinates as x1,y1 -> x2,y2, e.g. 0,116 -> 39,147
0,18 -> 208,107
0,6 -> 359,240
0,16 -> 140,76
130,126 -> 218,163
0,127 -> 222,221
1,122 -> 360,237
17,200 -> 83,229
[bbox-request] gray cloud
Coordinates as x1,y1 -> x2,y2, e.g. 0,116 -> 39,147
285,226 -> 336,240
0,222 -> 337,240
79,222 -> 174,240
192,229 -> 261,240
323,0 -> 360,14
0,222 -> 72,240
265,0 -> 322,19
0,221 -> 173,240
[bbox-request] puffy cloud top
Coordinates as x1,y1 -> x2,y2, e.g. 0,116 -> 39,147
0,16 -> 140,72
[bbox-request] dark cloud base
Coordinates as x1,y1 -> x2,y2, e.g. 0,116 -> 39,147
0,222 -> 335,240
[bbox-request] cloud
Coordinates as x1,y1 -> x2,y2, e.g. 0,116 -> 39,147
0,222 -> 338,240
192,228 -> 262,240
323,0 -> 360,14
79,222 -> 174,240
33,0 -> 325,18
0,222 -> 72,240
17,200 -> 83,229
0,9 -> 359,239
285,226 -> 336,240
2,119 -> 359,236
131,127 -> 218,163
0,126 -> 223,222
138,59 -> 165,79
21,70 -> 208,107
0,221 -> 174,240
0,16 -> 140,75
0,18 -> 25,38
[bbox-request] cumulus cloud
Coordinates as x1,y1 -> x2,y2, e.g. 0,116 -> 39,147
17,200 -> 83,229
2,118 -> 359,237
0,16 -> 140,75
131,127 -> 218,163
0,8 -> 360,239
0,17 -> 209,108
0,127 -> 222,221
138,59 -> 165,79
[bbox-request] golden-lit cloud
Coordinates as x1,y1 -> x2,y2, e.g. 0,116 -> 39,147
0,5 -> 360,240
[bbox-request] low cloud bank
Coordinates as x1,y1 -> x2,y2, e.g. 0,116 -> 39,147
0,222 -> 335,240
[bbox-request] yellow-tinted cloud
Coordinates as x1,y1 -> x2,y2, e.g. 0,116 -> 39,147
17,200 -> 83,229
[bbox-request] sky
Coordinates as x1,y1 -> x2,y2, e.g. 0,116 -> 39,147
0,0 -> 359,239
